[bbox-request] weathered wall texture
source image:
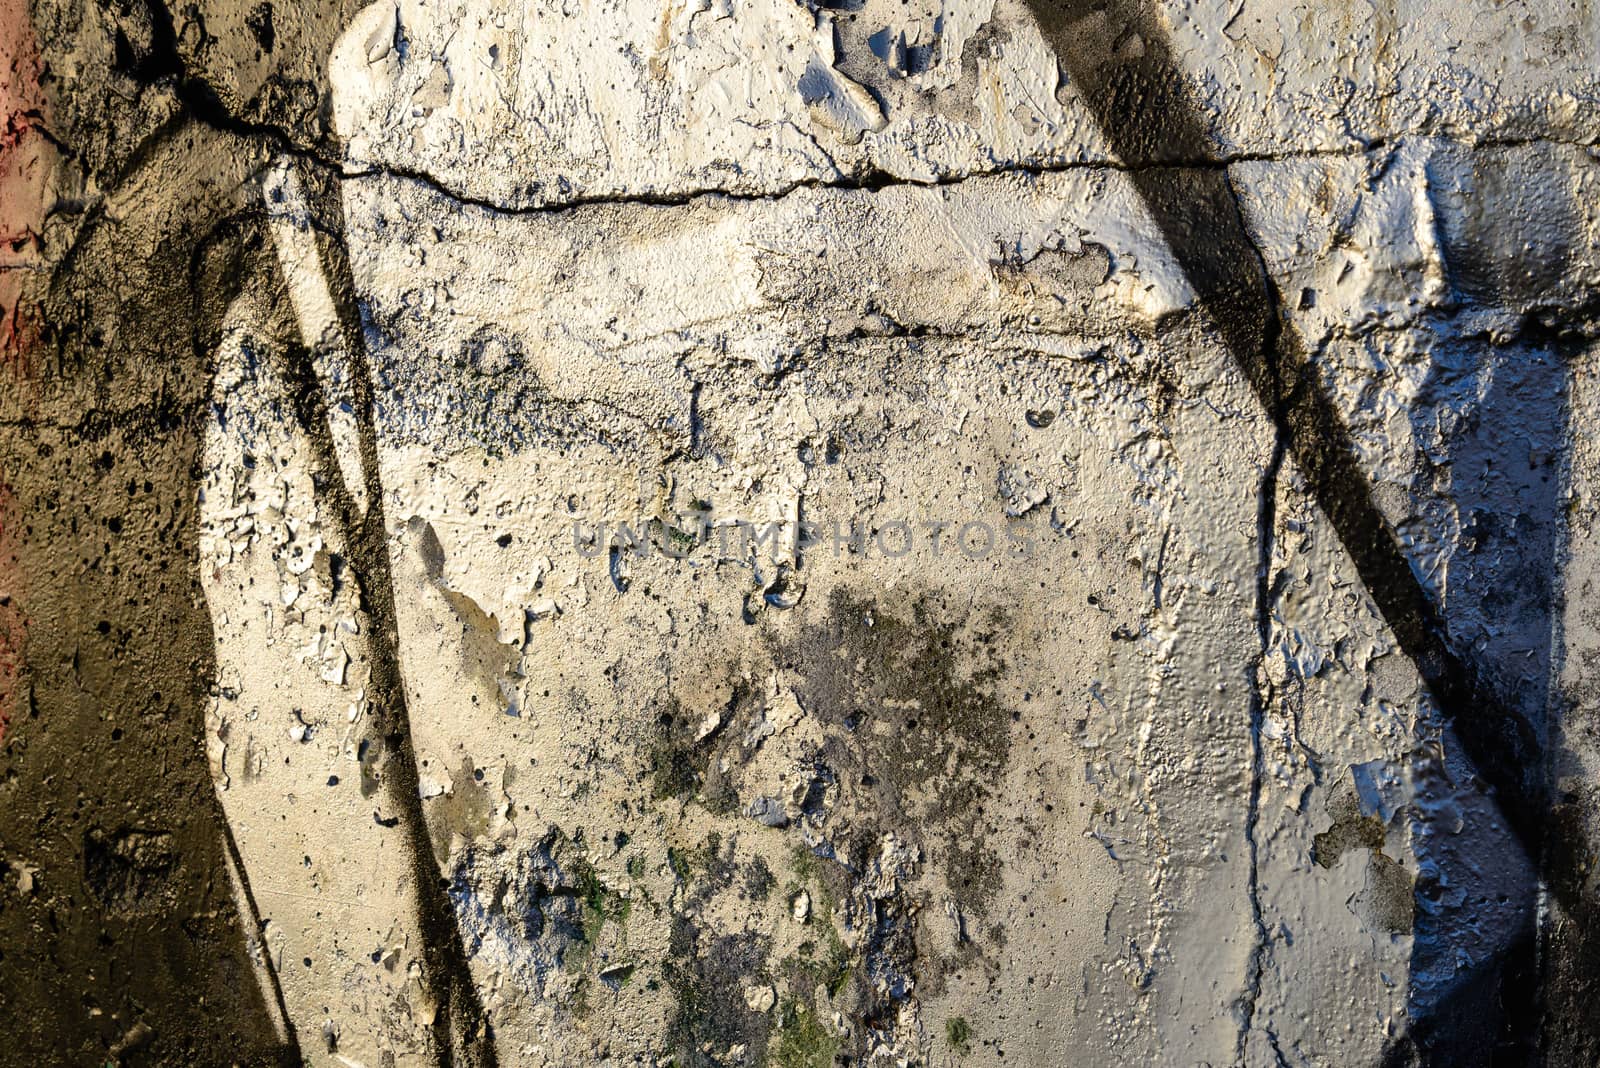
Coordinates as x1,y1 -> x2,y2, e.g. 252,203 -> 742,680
3,0 -> 1600,1065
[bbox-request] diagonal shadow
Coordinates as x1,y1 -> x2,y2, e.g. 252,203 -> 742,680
1020,0 -> 1554,1062
270,161 -> 501,1068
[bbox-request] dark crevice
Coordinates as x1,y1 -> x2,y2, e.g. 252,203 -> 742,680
1241,398 -> 1288,1060
338,146 -> 1360,217
119,0 -> 340,167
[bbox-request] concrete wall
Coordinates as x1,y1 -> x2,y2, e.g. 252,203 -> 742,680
3,0 -> 1600,1064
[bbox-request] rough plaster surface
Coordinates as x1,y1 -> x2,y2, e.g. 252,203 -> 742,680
4,0 -> 1600,1065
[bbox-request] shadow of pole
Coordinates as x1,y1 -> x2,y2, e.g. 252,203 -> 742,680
270,158 -> 501,1068
1021,1 -> 1562,1062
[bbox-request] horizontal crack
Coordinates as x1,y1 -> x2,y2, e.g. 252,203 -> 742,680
328,132 -> 1600,215
338,144 -> 1367,216
42,53 -> 1600,245
87,57 -> 1600,219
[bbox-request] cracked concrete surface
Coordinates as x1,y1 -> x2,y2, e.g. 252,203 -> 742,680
4,0 -> 1600,1065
